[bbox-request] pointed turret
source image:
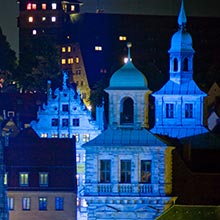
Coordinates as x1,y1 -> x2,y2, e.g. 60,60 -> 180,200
178,0 -> 187,29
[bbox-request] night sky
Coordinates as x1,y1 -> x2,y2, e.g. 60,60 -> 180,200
0,0 -> 220,56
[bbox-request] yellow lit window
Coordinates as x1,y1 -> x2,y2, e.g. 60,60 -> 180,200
68,58 -> 74,64
52,3 -> 57,10
71,5 -> 75,11
27,3 -> 32,10
67,46 -> 71,52
32,29 -> 37,35
51,16 -> 56,22
39,173 -> 48,186
76,57 -> 79,63
95,46 -> 102,51
4,173 -> 7,185
61,59 -> 66,64
28,16 -> 34,23
67,35 -> 70,39
41,133 -> 48,138
62,47 -> 66,52
20,173 -> 29,186
42,3 -> 47,10
32,4 -> 37,10
119,36 -> 127,41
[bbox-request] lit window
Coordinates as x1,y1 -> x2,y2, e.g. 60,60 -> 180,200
51,16 -> 56,22
32,4 -> 37,10
8,197 -> 14,210
81,199 -> 88,208
73,134 -> 79,142
82,174 -> 85,184
20,172 -> 29,186
68,58 -> 74,64
39,172 -> 48,186
22,197 -> 31,210
185,103 -> 193,118
51,118 -> 58,126
76,174 -> 79,185
28,17 -> 34,23
119,36 -> 127,41
76,57 -> 79,63
42,3 -> 47,10
62,133 -> 68,138
100,160 -> 111,183
62,47 -> 66,52
95,46 -> 102,51
62,119 -> 68,127
61,59 -> 66,64
52,3 -> 57,10
166,103 -> 174,118
42,17 -> 46,21
4,173 -> 7,185
52,133 -> 58,138
72,118 -> 79,126
32,29 -> 37,35
141,160 -> 151,183
62,104 -> 69,112
76,153 -> 80,162
83,134 -> 90,142
39,197 -> 47,210
41,133 -> 48,138
55,197 -> 64,210
27,3 -> 32,10
82,154 -> 86,162
67,46 -> 71,52
71,5 -> 75,11
120,160 -> 131,183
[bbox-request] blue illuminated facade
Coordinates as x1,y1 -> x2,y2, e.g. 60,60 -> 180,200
151,0 -> 208,138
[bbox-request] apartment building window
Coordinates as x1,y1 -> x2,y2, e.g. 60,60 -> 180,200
82,154 -> 86,162
100,160 -> 111,183
71,5 -> 75,11
39,197 -> 47,210
73,134 -> 79,142
42,3 -> 47,10
52,3 -> 57,10
32,4 -> 37,10
62,47 -> 66,52
52,133 -> 58,138
62,119 -> 68,127
119,36 -> 127,41
27,3 -> 32,10
4,173 -> 7,185
55,197 -> 64,210
68,58 -> 74,64
42,17 -> 46,22
76,153 -> 80,162
72,118 -> 79,126
95,46 -> 102,51
141,160 -> 151,183
82,134 -> 90,142
76,174 -> 79,185
166,103 -> 174,118
62,104 -> 69,112
61,59 -> 66,65
41,133 -> 48,138
76,57 -> 79,63
185,103 -> 193,118
62,133 -> 69,138
51,16 -> 56,22
32,29 -> 37,35
19,172 -> 29,186
22,197 -> 31,210
51,118 -> 58,126
67,46 -> 71,52
120,160 -> 131,183
8,197 -> 14,210
39,172 -> 48,187
28,16 -> 34,23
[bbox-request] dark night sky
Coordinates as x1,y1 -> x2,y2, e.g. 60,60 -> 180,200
0,0 -> 220,56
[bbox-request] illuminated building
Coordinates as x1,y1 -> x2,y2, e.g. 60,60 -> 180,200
30,71 -> 105,217
82,44 -> 176,220
4,128 -> 77,220
151,1 -> 208,138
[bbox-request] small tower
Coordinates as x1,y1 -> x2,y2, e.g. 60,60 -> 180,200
151,0 -> 208,138
105,43 -> 151,128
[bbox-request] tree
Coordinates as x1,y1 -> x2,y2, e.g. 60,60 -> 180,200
0,27 -> 17,89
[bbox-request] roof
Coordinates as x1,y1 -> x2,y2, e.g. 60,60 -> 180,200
156,205 -> 220,220
83,126 -> 167,147
153,80 -> 206,95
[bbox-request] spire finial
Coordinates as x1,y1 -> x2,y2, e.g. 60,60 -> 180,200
178,0 -> 187,29
127,42 -> 132,61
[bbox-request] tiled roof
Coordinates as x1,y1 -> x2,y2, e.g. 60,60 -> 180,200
83,127 -> 167,147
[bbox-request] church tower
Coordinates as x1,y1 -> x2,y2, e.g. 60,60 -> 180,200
151,0 -> 208,138
82,44 -> 175,220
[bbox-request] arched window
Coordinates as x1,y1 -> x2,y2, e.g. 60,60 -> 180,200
120,97 -> 134,124
173,58 -> 178,71
183,57 -> 188,71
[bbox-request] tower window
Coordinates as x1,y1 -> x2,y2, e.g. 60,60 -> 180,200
183,57 -> 188,71
120,160 -> 131,183
185,103 -> 193,118
42,3 -> 47,10
120,97 -> 134,124
141,160 -> 151,183
52,3 -> 57,10
100,160 -> 111,183
166,103 -> 174,118
173,58 -> 178,71
83,134 -> 90,142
